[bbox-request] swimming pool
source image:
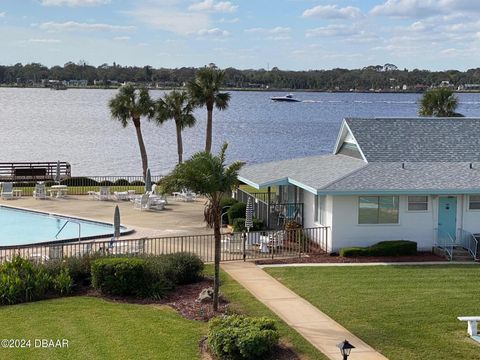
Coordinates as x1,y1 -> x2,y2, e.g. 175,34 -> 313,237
0,206 -> 128,246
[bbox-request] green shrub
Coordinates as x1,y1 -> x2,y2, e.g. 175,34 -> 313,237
220,197 -> 238,210
61,177 -> 98,186
130,180 -> 145,186
208,315 -> 279,360
53,268 -> 73,295
99,180 -> 114,186
91,258 -> 148,297
0,256 -> 52,305
114,179 -> 130,186
232,218 -> 264,232
227,202 -> 246,225
163,253 -> 204,285
340,240 -> 417,257
45,253 -> 103,287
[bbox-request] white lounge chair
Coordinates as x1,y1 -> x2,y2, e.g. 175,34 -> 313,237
113,191 -> 129,201
91,186 -> 110,201
1,182 -> 14,200
33,183 -> 47,200
134,194 -> 165,211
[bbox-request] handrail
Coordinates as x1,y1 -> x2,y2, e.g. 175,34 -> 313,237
459,229 -> 478,260
436,229 -> 454,260
55,220 -> 81,242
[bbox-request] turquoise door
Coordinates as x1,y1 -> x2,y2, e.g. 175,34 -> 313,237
438,197 -> 457,239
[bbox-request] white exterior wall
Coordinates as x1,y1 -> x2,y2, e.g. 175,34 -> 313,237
303,191 -> 334,251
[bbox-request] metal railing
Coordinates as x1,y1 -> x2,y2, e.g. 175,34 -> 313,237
435,229 -> 455,260
5,176 -> 163,196
459,229 -> 479,260
0,227 -> 329,264
234,188 -> 303,229
0,162 -> 71,181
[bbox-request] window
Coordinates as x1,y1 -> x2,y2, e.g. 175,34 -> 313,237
315,195 -> 326,224
408,196 -> 428,211
469,195 -> 480,210
358,196 -> 399,224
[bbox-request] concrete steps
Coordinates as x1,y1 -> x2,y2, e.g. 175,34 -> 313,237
452,247 -> 475,262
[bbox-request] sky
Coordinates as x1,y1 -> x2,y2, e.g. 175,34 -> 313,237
1,0 -> 480,71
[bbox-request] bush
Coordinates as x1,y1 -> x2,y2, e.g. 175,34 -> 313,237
0,256 -> 52,305
208,315 -> 279,360
91,258 -> 148,297
45,253 -> 103,287
61,177 -> 99,186
340,240 -> 417,257
220,197 -> 238,210
130,180 -> 145,186
52,268 -> 73,295
98,180 -> 114,186
162,253 -> 204,285
227,202 -> 247,225
232,218 -> 264,232
114,179 -> 130,186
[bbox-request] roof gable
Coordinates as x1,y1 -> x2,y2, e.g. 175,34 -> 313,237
345,117 -> 480,162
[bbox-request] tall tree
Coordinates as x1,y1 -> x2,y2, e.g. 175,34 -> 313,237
418,87 -> 463,117
187,67 -> 231,153
159,144 -> 244,311
155,90 -> 196,164
109,85 -> 155,177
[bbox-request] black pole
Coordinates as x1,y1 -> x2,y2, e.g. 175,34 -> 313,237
243,230 -> 247,261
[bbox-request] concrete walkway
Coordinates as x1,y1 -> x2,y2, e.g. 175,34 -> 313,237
221,261 -> 388,360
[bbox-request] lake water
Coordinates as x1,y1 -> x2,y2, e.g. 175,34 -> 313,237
1,88 -> 480,176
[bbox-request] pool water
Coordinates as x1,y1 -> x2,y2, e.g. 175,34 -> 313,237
0,206 -> 122,246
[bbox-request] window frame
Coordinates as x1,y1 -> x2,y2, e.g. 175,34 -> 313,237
315,195 -> 326,225
407,195 -> 429,212
468,195 -> 480,211
357,195 -> 400,225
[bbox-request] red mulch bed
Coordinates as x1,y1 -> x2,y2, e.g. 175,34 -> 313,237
255,251 -> 446,265
84,277 -> 229,321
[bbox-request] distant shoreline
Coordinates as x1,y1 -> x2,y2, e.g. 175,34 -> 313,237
2,84 -> 480,94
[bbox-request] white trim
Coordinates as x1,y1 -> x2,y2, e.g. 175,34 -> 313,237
336,120 -> 368,162
356,195 -> 401,225
467,194 -> 480,211
406,195 -> 430,212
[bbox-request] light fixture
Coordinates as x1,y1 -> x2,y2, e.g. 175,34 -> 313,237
337,339 -> 355,360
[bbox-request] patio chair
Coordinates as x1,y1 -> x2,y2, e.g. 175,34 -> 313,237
113,191 -> 129,201
33,183 -> 47,200
133,194 -> 149,211
1,182 -> 14,200
92,186 -> 110,201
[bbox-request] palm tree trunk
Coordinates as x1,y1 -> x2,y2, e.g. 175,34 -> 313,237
176,122 -> 183,164
205,106 -> 213,153
133,118 -> 148,178
213,205 -> 221,311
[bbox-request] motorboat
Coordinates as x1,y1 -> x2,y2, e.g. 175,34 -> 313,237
270,94 -> 301,102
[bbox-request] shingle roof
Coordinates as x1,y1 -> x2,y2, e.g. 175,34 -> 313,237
345,117 -> 480,162
238,154 -> 366,191
323,162 -> 480,193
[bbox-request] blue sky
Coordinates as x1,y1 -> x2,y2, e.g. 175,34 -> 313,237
1,0 -> 479,70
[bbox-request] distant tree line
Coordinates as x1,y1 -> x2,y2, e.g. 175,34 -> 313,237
2,61 -> 480,91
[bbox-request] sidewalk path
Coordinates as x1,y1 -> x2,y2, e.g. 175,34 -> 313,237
222,261 -> 388,360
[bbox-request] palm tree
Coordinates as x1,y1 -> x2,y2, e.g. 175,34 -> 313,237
155,90 -> 196,164
418,87 -> 463,117
159,143 -> 244,311
187,67 -> 231,153
109,84 -> 155,178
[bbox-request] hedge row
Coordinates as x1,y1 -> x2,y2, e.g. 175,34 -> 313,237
91,253 -> 204,299
340,240 -> 417,257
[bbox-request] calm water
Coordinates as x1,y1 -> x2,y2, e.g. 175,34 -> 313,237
1,88 -> 480,176
0,206 -> 119,245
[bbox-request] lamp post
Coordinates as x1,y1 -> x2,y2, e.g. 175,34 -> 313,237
337,339 -> 355,360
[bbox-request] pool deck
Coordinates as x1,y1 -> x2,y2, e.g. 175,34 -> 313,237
0,195 -> 213,239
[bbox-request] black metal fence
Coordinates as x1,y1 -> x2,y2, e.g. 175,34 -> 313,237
234,188 -> 303,229
5,176 -> 163,196
0,227 -> 328,264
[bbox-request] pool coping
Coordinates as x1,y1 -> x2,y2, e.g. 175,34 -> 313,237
0,204 -> 135,248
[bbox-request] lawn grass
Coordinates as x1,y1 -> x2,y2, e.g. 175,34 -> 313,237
208,265 -> 327,360
0,296 -> 205,360
265,265 -> 480,360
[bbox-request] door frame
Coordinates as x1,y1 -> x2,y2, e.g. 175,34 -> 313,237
437,196 -> 458,240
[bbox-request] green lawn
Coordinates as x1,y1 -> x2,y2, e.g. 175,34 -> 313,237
0,297 -> 204,360
265,265 -> 480,360
0,268 -> 327,360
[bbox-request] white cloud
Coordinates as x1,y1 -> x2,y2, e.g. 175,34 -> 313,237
371,0 -> 480,18
37,21 -> 135,32
0,12 -> 5,17
306,24 -> 357,38
113,36 -> 130,41
40,0 -> 110,6
28,38 -> 61,43
245,26 -> 291,40
219,17 -> 239,24
196,28 -> 230,37
189,0 -> 238,13
126,8 -> 210,35
302,5 -> 362,19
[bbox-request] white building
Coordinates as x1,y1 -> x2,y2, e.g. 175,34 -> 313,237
238,117 -> 480,259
